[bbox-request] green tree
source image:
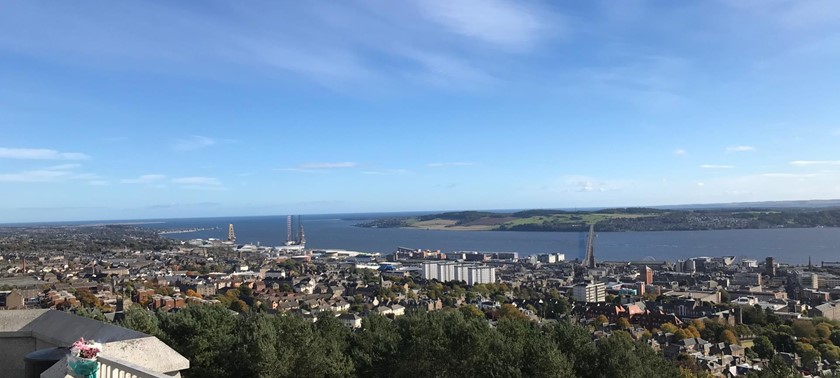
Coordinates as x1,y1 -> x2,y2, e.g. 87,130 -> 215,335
350,314 -> 401,378
229,313 -> 280,378
792,320 -> 816,339
796,342 -> 821,364
459,305 -> 485,320
815,323 -> 832,339
121,305 -> 161,337
74,307 -> 106,322
752,336 -> 775,360
817,343 -> 840,363
157,304 -> 237,378
498,304 -> 527,320
744,355 -> 798,378
719,289 -> 731,303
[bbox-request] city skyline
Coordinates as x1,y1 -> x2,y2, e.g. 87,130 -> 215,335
3,1 -> 840,222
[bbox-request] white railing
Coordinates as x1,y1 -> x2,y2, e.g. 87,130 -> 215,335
95,356 -> 172,378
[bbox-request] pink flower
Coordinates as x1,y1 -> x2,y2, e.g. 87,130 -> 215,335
70,337 -> 102,359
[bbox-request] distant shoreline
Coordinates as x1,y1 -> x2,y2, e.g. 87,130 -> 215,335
355,208 -> 840,233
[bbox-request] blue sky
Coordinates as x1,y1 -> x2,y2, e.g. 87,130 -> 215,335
2,0 -> 840,222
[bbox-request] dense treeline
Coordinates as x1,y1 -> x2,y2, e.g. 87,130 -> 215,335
417,211 -> 508,224
502,209 -> 840,232
122,304 -> 686,378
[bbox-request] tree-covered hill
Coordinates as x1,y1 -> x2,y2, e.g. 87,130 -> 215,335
356,208 -> 840,232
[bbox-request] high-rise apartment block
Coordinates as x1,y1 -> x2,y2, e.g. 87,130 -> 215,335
572,282 -> 607,303
421,262 -> 496,285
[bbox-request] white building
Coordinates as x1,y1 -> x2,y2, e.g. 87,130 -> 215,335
538,253 -> 566,264
421,262 -> 496,285
572,282 -> 606,303
338,313 -> 362,328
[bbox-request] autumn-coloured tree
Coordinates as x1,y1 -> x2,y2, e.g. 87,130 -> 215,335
617,317 -> 631,330
721,330 -> 738,345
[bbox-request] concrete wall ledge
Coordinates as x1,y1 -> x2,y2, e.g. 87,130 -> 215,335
0,310 -> 189,377
0,331 -> 33,338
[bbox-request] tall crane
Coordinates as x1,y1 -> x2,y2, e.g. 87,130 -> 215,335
228,224 -> 236,242
286,215 -> 293,244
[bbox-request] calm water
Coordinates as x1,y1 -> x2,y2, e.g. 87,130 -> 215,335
120,214 -> 840,265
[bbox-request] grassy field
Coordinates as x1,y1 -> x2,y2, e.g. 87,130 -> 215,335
409,219 -> 497,231
400,212 -> 658,231
504,213 -> 654,226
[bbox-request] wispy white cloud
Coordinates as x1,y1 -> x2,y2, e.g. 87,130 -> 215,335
361,169 -> 410,176
171,176 -> 222,186
121,174 -> 166,184
761,173 -> 820,178
0,164 -> 97,183
0,147 -> 90,160
45,163 -> 82,170
427,162 -> 477,168
790,160 -> 840,166
0,169 -> 74,183
299,162 -> 357,169
172,176 -> 226,190
276,162 -> 357,173
726,145 -> 756,152
275,168 -> 328,174
577,54 -> 691,111
673,148 -> 687,156
0,2 -> 564,92
411,0 -> 554,50
700,164 -> 735,169
398,49 -> 494,87
549,175 -> 624,193
172,135 -> 217,151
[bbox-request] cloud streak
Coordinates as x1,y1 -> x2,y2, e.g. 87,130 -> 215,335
172,176 -> 222,186
726,145 -> 756,152
411,0 -> 553,50
0,147 -> 90,160
427,162 -> 477,168
361,169 -> 410,176
0,164 -> 97,183
121,174 -> 166,184
299,162 -> 357,169
173,135 -> 217,151
790,160 -> 840,166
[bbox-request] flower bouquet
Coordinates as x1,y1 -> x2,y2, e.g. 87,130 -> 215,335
67,338 -> 102,378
